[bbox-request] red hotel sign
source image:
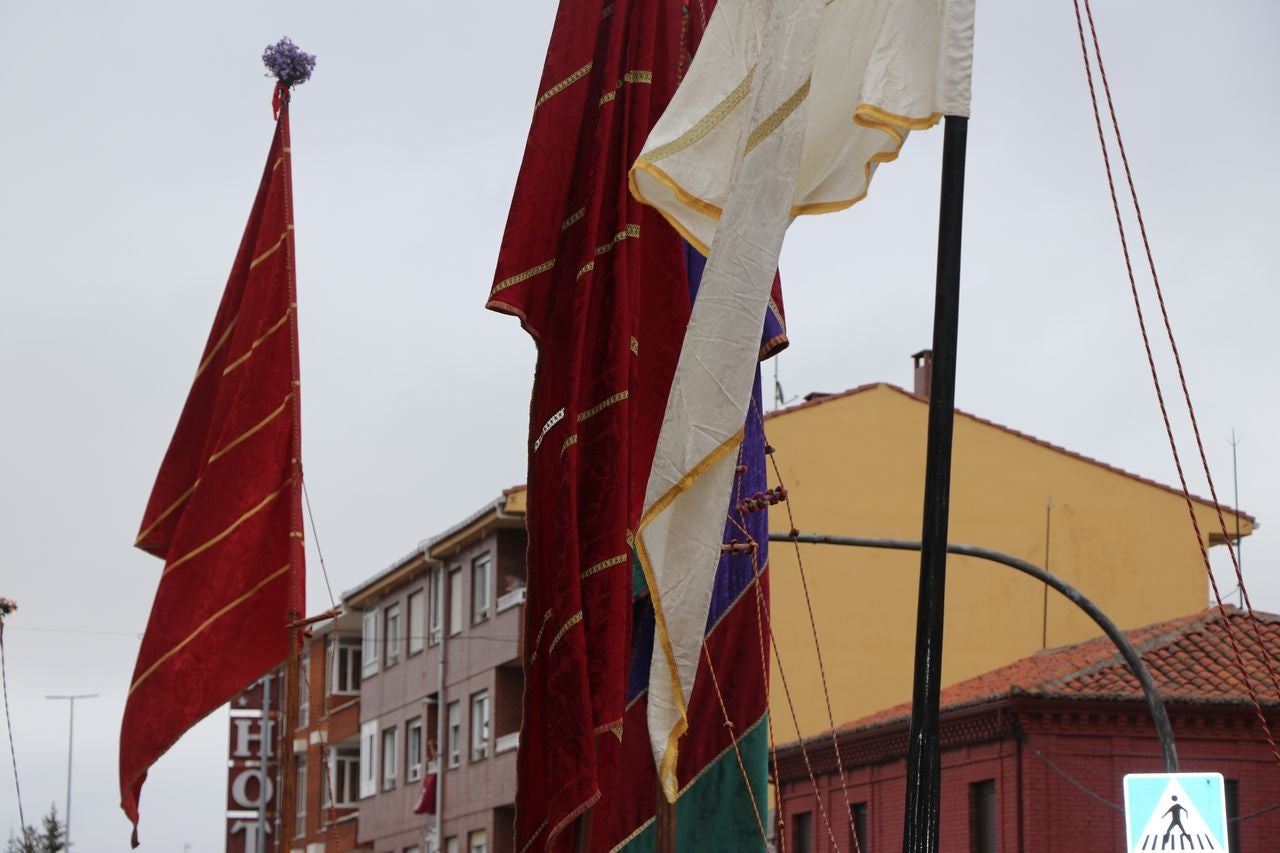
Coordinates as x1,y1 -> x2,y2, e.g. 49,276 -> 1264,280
226,672 -> 282,853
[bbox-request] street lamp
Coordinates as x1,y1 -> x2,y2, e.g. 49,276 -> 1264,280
45,693 -> 97,851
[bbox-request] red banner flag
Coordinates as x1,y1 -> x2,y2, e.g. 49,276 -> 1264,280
121,104 -> 304,844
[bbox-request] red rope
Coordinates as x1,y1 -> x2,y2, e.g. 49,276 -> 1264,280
1071,0 -> 1280,765
755,402 -> 859,852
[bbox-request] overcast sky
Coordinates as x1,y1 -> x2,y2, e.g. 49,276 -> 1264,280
1,1 -> 1276,850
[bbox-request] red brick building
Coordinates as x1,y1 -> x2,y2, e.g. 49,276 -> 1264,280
776,607 -> 1280,852
290,611 -> 366,853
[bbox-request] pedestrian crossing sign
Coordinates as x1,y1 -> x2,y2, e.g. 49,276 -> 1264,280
1124,772 -> 1229,851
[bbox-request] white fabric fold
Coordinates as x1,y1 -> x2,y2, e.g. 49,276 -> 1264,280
633,0 -> 974,801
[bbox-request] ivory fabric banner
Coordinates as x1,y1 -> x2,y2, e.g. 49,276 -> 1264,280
631,0 -> 974,798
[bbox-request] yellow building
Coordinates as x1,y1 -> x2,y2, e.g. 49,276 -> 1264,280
764,374 -> 1254,743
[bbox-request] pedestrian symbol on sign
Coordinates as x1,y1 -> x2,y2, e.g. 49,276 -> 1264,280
1123,773 -> 1229,852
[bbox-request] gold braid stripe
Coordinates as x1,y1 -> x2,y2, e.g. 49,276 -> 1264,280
535,62 -> 593,110
644,69 -> 755,163
249,225 -> 294,269
162,479 -> 293,576
560,434 -> 578,456
577,390 -> 629,423
222,305 -> 295,376
491,259 -> 555,296
207,393 -> 294,464
134,479 -> 201,546
623,70 -> 653,84
576,261 -> 595,281
745,77 -> 811,156
599,91 -> 617,107
582,553 -> 628,580
129,563 -> 291,695
548,610 -> 583,654
528,609 -> 553,666
561,208 -> 585,231
193,317 -> 238,382
596,224 -> 641,256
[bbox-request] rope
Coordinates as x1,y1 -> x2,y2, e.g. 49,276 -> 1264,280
302,478 -> 338,610
1078,0 -> 1280,705
1020,733 -> 1122,811
733,441 -> 788,853
1,621 -> 27,834
700,644 -> 771,848
756,403 -> 858,850
727,512 -> 839,852
1069,0 -> 1280,766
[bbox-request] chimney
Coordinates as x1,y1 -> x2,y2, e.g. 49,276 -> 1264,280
912,349 -> 932,397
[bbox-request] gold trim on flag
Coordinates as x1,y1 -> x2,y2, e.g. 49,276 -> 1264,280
249,227 -> 294,269
576,390 -> 629,423
207,393 -> 294,464
535,62 -> 593,110
128,563 -> 291,695
193,318 -> 238,382
547,610 -> 583,654
581,553 -> 628,580
222,306 -> 295,376
162,479 -> 293,576
134,479 -> 201,546
491,259 -> 555,296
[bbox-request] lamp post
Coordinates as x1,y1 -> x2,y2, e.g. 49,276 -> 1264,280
45,693 -> 98,850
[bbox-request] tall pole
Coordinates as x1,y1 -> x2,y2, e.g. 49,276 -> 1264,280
901,114 -> 968,853
45,693 -> 98,851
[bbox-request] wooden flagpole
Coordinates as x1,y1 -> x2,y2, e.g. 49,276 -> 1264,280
901,114 -> 968,853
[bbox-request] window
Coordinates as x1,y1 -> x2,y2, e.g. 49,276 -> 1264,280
327,747 -> 359,808
295,758 -> 307,837
330,637 -> 362,695
405,847 -> 421,853
445,838 -> 459,853
1226,779 -> 1240,853
406,717 -> 424,782
382,726 -> 398,790
408,589 -> 426,655
970,780 -> 996,853
791,811 -> 813,853
850,802 -> 868,852
384,604 -> 402,667
447,701 -> 461,768
358,720 -> 378,798
448,569 -> 463,636
471,692 -> 491,761
472,554 -> 492,623
297,646 -> 310,728
468,830 -> 488,853
429,567 -> 443,644
361,610 -> 380,677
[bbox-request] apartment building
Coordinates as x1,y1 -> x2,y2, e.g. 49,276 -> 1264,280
290,610 -> 365,852
344,488 -> 527,853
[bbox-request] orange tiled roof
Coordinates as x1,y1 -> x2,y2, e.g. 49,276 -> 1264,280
843,606 -> 1280,733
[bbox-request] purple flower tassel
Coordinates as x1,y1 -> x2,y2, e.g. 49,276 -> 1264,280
262,37 -> 316,117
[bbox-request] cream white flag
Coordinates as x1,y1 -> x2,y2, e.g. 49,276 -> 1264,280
631,0 -> 974,799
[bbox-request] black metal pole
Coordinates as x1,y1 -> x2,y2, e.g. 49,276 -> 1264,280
769,532 -> 1180,772
902,114 -> 968,853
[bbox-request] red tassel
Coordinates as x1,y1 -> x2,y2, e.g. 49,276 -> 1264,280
272,83 -> 289,119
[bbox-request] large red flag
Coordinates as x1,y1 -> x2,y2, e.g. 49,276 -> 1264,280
121,98 -> 304,843
489,2 -> 784,849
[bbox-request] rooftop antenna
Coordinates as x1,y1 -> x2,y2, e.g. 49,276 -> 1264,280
1231,429 -> 1243,608
772,354 -> 797,411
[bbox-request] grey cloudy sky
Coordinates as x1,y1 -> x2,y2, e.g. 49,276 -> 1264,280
1,1 -> 1276,850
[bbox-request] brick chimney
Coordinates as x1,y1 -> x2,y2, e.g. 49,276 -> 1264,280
912,349 -> 932,397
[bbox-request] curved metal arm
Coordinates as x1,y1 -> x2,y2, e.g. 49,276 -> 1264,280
769,531 -> 1179,771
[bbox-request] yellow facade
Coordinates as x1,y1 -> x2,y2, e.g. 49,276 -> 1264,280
763,383 -> 1254,743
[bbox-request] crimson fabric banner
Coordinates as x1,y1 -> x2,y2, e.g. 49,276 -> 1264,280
121,105 -> 304,844
489,1 -> 783,849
